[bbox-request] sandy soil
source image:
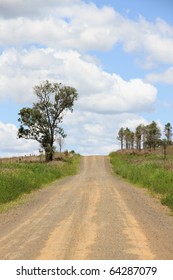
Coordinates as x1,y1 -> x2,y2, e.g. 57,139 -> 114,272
0,156 -> 173,260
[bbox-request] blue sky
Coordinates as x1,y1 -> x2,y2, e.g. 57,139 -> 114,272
0,0 -> 173,156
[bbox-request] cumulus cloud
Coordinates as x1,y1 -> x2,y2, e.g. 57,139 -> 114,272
0,0 -> 81,18
78,76 -> 157,114
0,2 -> 173,66
120,17 -> 173,65
62,111 -> 150,155
0,122 -> 39,157
146,67 -> 173,84
0,5 -> 119,51
59,111 -> 165,155
62,112 -> 117,155
0,48 -> 157,113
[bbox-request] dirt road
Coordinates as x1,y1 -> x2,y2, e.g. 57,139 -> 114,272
0,156 -> 173,260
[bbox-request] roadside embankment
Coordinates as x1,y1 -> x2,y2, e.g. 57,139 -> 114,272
0,154 -> 80,212
110,151 -> 173,211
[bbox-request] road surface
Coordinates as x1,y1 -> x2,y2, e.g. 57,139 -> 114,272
0,156 -> 173,260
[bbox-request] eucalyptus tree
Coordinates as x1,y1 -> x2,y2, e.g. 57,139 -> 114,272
130,131 -> 135,151
18,80 -> 78,161
164,122 -> 172,144
117,127 -> 124,150
145,121 -> 161,151
124,127 -> 132,149
135,124 -> 143,151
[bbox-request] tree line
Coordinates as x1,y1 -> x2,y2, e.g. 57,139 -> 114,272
117,121 -> 172,152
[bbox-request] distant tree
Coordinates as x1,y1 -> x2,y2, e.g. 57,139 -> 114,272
144,121 -> 161,151
129,131 -> 135,151
161,139 -> 167,159
117,127 -> 135,150
164,122 -> 172,144
142,125 -> 147,150
135,124 -> 143,151
124,127 -> 132,149
117,128 -> 124,150
18,80 -> 78,161
57,134 -> 66,153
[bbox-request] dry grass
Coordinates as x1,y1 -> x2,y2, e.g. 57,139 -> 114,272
0,155 -> 42,164
0,151 -> 72,164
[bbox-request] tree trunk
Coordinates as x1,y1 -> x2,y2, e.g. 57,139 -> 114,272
163,142 -> 167,160
46,152 -> 53,161
121,140 -> 123,150
45,144 -> 54,161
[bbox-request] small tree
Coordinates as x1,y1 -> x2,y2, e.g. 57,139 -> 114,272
145,121 -> 161,151
162,139 -> 167,159
130,131 -> 135,151
135,124 -> 143,151
117,128 -> 124,150
164,122 -> 172,145
18,80 -> 78,161
124,127 -> 132,149
57,134 -> 66,153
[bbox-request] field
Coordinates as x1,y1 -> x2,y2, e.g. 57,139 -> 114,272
110,147 -> 173,212
0,153 -> 80,212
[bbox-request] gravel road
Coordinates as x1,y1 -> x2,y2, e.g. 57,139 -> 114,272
0,156 -> 173,260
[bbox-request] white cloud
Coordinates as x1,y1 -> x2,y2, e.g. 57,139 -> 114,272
62,111 -> 114,154
0,2 -> 173,66
146,67 -> 173,84
78,76 -> 157,114
120,17 -> 173,65
84,124 -> 105,137
0,48 -> 157,113
0,0 -> 81,18
0,4 -> 118,51
118,117 -> 148,131
62,111 -> 152,155
0,122 -> 39,157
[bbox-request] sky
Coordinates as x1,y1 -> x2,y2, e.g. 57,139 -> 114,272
0,0 -> 173,157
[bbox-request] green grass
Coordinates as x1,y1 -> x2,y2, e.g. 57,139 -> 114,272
110,152 -> 173,211
0,155 -> 80,209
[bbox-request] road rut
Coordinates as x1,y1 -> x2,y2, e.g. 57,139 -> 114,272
0,156 -> 173,259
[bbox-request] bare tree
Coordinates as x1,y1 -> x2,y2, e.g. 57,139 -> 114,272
57,135 -> 66,153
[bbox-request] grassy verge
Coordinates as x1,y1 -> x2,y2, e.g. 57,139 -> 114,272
0,154 -> 80,211
110,152 -> 173,211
